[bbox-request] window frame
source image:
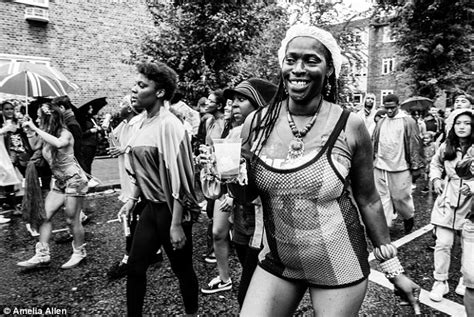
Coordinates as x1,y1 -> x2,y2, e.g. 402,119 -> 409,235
14,0 -> 49,8
381,57 -> 395,75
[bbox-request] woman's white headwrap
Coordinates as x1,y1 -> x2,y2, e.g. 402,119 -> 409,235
277,24 -> 342,79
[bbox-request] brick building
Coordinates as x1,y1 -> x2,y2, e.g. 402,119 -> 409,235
367,21 -> 414,107
0,0 -> 155,112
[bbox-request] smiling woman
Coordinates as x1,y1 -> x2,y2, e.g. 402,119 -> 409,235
224,24 -> 421,316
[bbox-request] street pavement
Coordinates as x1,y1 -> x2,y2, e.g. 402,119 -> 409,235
0,168 -> 468,315
91,157 -> 120,191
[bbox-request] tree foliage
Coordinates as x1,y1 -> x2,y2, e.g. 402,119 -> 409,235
379,0 -> 473,97
138,0 -> 287,105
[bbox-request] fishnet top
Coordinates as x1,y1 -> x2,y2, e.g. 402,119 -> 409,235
252,110 -> 370,287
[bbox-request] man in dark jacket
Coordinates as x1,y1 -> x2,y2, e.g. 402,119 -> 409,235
372,94 -> 424,234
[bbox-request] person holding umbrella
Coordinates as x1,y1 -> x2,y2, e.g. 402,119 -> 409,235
18,103 -> 88,269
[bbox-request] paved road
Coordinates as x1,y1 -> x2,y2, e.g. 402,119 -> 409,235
91,157 -> 120,190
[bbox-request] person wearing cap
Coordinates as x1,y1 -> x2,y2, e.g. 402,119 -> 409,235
200,79 -> 277,306
428,108 -> 474,302
222,25 -> 420,315
372,93 -> 424,233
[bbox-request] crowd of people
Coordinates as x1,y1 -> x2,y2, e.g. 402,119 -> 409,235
1,24 -> 473,316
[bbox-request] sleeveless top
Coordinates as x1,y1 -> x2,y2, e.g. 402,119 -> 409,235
42,146 -> 84,182
252,110 -> 370,287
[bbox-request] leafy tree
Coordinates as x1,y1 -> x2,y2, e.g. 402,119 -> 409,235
378,0 -> 473,98
138,0 -> 287,105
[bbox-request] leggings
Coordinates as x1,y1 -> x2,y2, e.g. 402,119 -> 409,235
127,201 -> 198,316
234,243 -> 260,308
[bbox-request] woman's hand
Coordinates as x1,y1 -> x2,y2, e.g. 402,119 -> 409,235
117,199 -> 135,221
107,146 -> 124,158
433,179 -> 444,195
196,144 -> 213,167
391,274 -> 421,315
219,194 -> 234,212
460,184 -> 472,196
170,224 -> 186,250
21,119 -> 36,131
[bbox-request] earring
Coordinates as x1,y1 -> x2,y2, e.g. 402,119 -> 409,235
325,81 -> 332,96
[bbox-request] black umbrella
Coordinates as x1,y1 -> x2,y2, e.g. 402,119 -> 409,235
400,96 -> 433,113
76,97 -> 108,116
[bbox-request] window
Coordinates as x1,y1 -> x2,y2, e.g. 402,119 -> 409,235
380,90 -> 394,105
14,0 -> 49,8
353,94 -> 362,105
382,58 -> 395,75
382,26 -> 396,43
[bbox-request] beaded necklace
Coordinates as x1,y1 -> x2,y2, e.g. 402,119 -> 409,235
286,97 -> 323,160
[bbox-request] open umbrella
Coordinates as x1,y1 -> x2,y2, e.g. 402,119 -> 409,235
400,96 -> 433,113
0,61 -> 78,112
76,97 -> 108,116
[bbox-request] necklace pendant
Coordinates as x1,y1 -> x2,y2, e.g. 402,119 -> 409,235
287,137 -> 305,160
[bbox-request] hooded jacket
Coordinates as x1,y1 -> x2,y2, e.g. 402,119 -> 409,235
372,112 -> 424,171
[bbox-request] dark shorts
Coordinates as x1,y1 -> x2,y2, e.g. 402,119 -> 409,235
52,173 -> 88,196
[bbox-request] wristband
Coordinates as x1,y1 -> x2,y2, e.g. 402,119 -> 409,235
380,256 -> 405,280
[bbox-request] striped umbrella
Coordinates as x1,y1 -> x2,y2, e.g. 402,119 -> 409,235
0,62 -> 78,111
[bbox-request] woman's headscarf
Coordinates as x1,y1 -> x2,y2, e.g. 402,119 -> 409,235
277,24 -> 343,79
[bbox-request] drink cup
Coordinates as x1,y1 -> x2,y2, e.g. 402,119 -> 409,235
212,138 -> 241,179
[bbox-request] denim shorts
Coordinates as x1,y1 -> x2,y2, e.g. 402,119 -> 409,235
462,219 -> 474,288
52,173 -> 88,196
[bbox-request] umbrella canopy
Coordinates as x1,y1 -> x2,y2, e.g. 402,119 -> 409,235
27,97 -> 54,121
400,96 -> 433,113
76,97 -> 108,116
0,62 -> 78,99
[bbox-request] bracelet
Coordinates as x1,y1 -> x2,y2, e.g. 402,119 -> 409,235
380,256 -> 405,280
128,197 -> 139,202
373,243 -> 398,261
